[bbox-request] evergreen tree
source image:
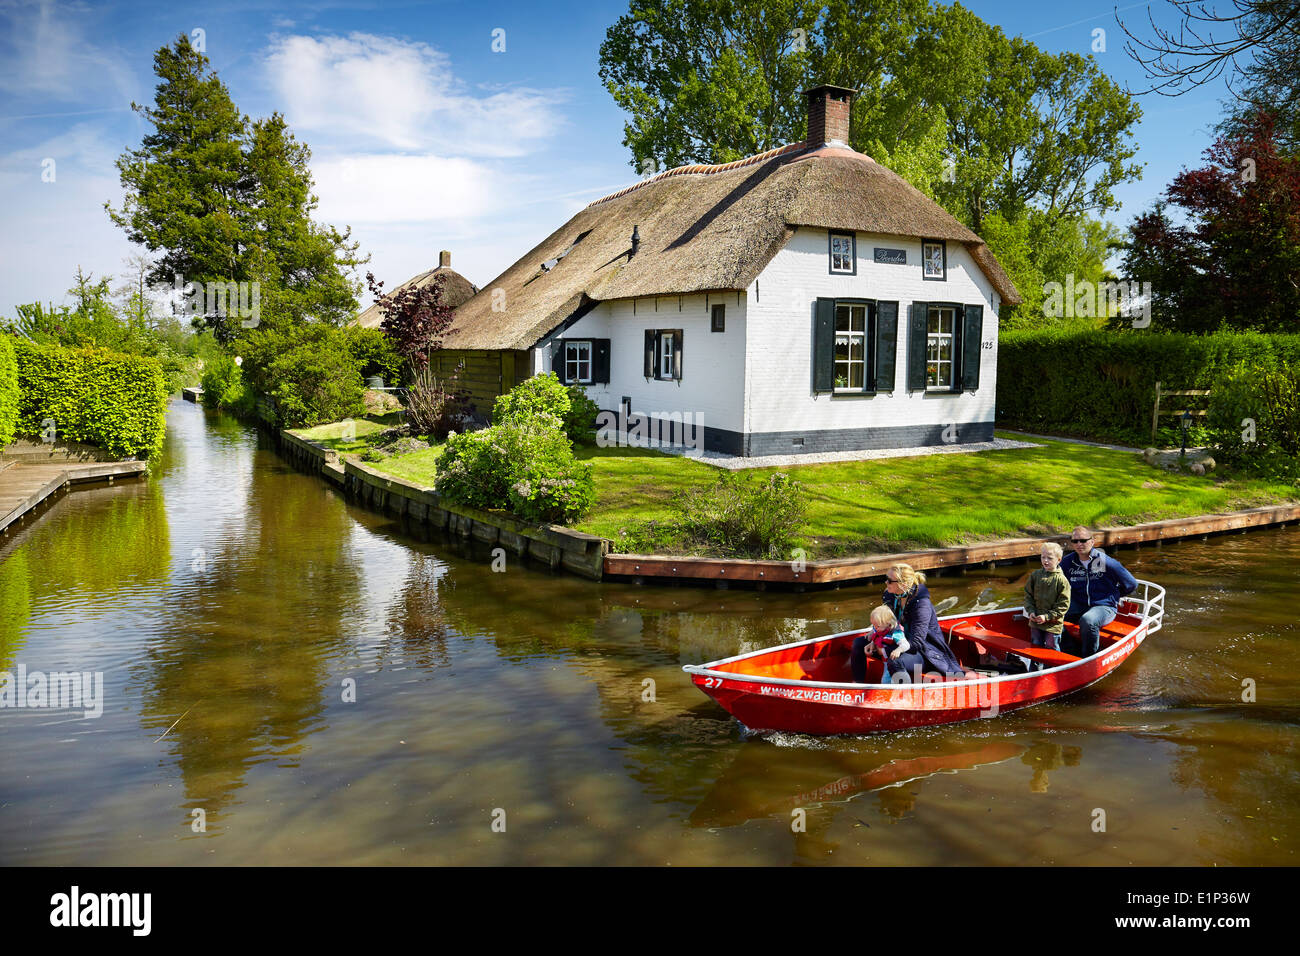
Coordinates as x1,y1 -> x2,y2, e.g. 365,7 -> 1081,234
107,35 -> 362,343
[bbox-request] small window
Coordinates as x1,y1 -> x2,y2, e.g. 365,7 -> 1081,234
834,303 -> 868,390
922,240 -> 946,281
711,303 -> 725,332
829,231 -> 856,274
565,340 -> 592,384
659,331 -> 675,379
926,306 -> 957,389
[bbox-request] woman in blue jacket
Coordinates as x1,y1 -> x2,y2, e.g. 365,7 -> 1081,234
881,564 -> 968,678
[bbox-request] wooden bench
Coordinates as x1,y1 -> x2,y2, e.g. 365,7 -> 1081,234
949,623 -> 1081,668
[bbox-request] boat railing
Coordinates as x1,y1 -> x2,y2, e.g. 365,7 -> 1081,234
1124,578 -> 1166,635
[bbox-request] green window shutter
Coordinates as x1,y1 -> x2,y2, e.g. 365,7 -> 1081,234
672,329 -> 683,380
908,302 -> 929,391
644,329 -> 655,378
961,304 -> 984,391
551,339 -> 567,384
875,301 -> 898,392
593,339 -> 611,384
813,297 -> 835,392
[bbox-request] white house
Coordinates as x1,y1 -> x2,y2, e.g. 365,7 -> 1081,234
439,85 -> 1020,456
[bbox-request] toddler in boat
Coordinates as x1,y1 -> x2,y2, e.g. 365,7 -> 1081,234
858,605 -> 922,684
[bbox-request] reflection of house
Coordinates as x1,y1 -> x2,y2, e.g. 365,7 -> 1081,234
439,85 -> 1020,455
355,250 -> 478,329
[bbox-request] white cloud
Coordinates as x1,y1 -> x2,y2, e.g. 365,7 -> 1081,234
311,153 -> 512,224
0,0 -> 135,105
264,33 -> 565,156
0,123 -> 135,314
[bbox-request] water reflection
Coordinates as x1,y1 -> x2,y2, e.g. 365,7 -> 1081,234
0,399 -> 1296,865
133,419 -> 367,825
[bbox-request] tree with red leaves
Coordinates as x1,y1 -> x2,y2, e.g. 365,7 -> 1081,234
365,271 -> 455,368
1121,110 -> 1300,332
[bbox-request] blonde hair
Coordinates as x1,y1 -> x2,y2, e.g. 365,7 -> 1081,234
870,606 -> 898,630
1041,541 -> 1063,560
889,563 -> 926,590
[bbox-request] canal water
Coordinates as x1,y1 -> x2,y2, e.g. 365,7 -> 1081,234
1,399 -> 1296,865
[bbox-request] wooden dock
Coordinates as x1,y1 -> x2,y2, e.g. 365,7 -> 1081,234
603,504 -> 1300,588
0,460 -> 148,535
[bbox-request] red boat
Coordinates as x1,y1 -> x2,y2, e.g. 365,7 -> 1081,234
683,579 -> 1166,735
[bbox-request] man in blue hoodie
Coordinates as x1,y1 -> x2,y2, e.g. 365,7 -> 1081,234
1059,526 -> 1138,657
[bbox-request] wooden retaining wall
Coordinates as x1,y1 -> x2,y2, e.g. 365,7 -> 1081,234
603,504 -> 1300,588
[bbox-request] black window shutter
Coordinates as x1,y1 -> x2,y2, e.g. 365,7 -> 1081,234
592,339 -> 611,384
551,339 -> 567,384
644,329 -> 655,378
875,301 -> 898,392
961,304 -> 984,391
672,329 -> 683,380
813,297 -> 835,392
907,302 -> 929,391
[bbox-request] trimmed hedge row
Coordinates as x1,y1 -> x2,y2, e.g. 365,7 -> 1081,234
13,338 -> 169,458
0,336 -> 18,447
997,330 -> 1300,446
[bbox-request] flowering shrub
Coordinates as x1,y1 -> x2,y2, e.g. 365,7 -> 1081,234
435,418 -> 594,524
493,373 -> 598,445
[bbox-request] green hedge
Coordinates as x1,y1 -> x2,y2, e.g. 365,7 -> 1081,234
0,335 -> 18,447
997,330 -> 1300,446
13,338 -> 169,458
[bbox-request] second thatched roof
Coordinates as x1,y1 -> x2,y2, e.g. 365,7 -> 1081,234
355,252 -> 479,330
443,142 -> 1020,351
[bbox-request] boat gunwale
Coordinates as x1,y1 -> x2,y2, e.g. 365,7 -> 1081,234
681,579 -> 1165,695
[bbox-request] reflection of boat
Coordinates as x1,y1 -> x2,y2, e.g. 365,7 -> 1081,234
683,580 -> 1165,735
689,741 -> 1024,828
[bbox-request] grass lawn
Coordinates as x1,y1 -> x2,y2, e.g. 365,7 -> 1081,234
291,412 -> 404,455
368,444 -> 445,486
571,433 -> 1297,556
303,419 -> 1295,556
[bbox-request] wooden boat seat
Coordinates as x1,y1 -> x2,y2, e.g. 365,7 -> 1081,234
949,622 -> 1081,667
1061,614 -> 1138,648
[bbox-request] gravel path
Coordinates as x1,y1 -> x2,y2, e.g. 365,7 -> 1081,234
613,435 -> 1042,470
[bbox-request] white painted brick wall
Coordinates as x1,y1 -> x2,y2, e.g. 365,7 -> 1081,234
539,293 -> 748,432
745,228 -> 999,435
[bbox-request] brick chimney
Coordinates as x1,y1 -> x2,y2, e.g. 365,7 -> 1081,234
804,85 -> 856,148
439,250 -> 451,268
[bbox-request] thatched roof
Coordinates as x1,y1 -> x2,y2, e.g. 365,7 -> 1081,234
443,142 -> 1020,351
355,254 -> 479,329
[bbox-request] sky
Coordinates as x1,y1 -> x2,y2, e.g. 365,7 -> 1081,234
0,0 -> 1244,317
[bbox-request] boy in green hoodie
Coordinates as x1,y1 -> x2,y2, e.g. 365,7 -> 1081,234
1025,542 -> 1071,650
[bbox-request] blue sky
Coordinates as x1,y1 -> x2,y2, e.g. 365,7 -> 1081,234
0,0 -> 1240,316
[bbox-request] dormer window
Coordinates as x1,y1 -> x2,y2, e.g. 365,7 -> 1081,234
829,231 -> 856,274
922,240 -> 946,281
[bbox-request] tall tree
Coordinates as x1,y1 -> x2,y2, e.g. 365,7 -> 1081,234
599,0 -> 833,170
1120,111 -> 1300,332
107,35 -> 362,342
1121,0 -> 1300,96
107,35 -> 248,300
599,0 -> 1142,325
